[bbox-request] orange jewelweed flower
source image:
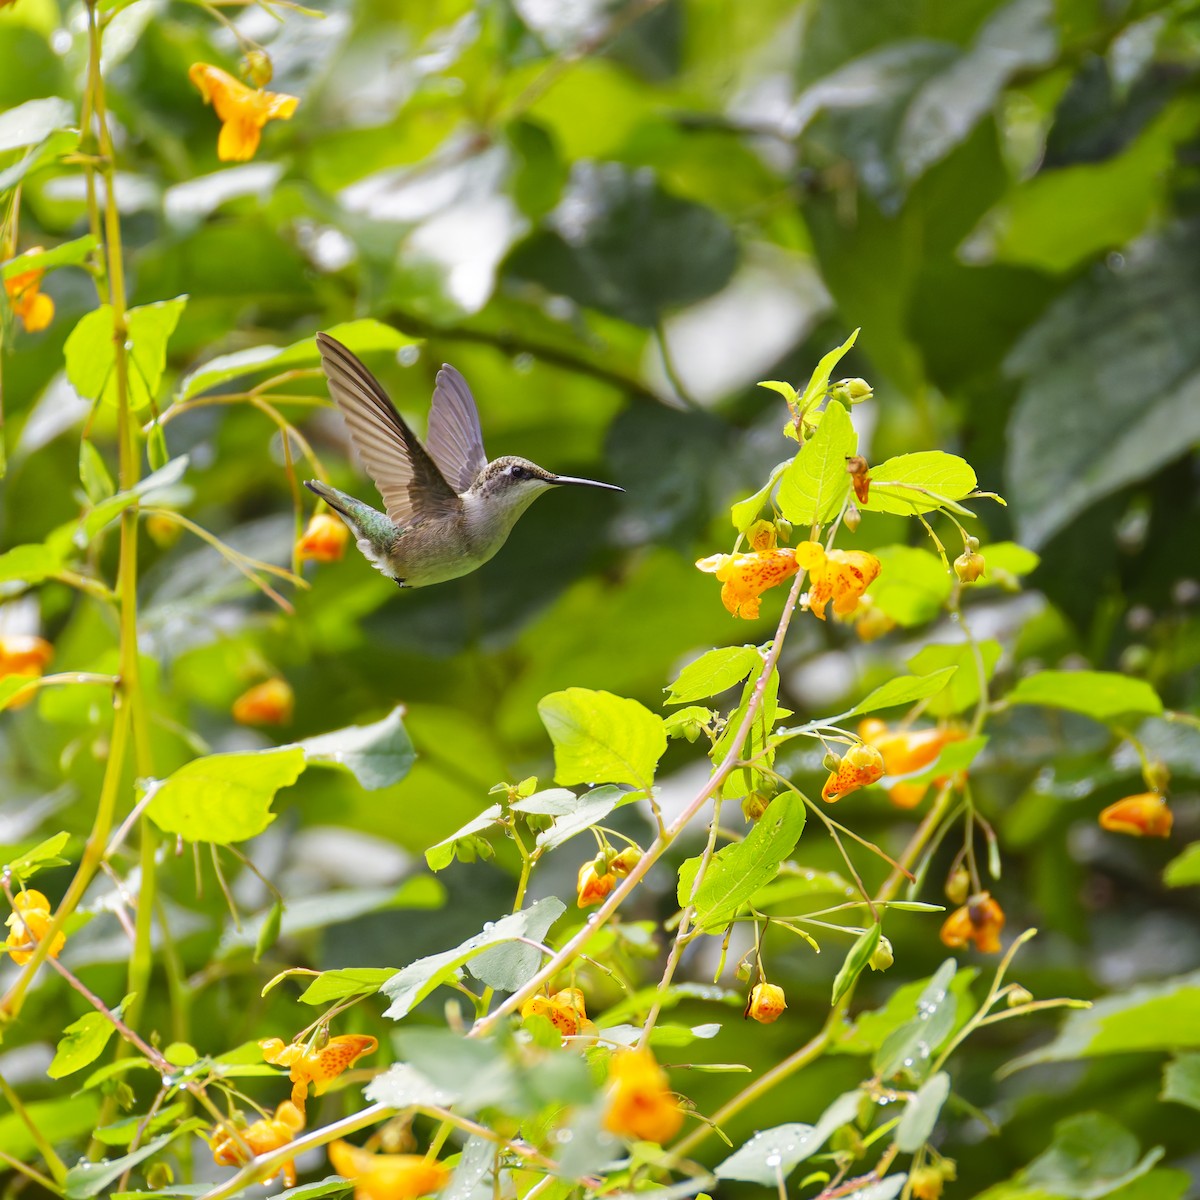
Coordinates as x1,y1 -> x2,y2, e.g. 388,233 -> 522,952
521,987 -> 589,1037
745,982 -> 787,1024
1099,792 -> 1173,838
846,455 -> 871,505
3,889 -> 65,966
795,542 -> 881,621
602,1048 -> 683,1145
189,63 -> 299,162
297,512 -> 350,563
232,677 -> 294,725
329,1140 -> 450,1200
696,521 -> 799,620
940,892 -> 1004,954
4,250 -> 54,332
577,861 -> 616,907
0,634 -> 54,709
858,719 -> 966,808
261,1034 -> 378,1110
211,1100 -> 305,1187
821,741 -> 885,802
854,601 -> 895,642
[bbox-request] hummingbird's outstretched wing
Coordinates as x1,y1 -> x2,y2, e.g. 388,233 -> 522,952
316,333 -> 460,527
426,364 -> 487,493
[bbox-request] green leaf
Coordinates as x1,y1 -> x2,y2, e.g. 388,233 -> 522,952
254,899 -> 284,962
663,705 -> 715,740
796,329 -> 860,416
533,785 -> 624,852
831,924 -> 881,1007
1,235 -> 99,281
0,541 -> 67,585
777,400 -> 857,526
0,129 -> 79,194
907,641 -> 1002,716
665,645 -> 762,705
538,688 -> 666,791
424,804 -> 504,872
867,546 -> 953,626
715,1090 -> 860,1184
980,541 -> 1040,579
93,1102 -> 187,1147
839,964 -> 977,1057
1020,1113 -> 1163,1200
76,455 -> 190,546
1162,1052 -> 1200,1111
0,97 -> 76,153
49,999 -> 130,1079
299,967 -> 397,1005
381,898 -> 567,1020
895,1070 -> 950,1152
1006,670 -> 1163,723
7,831 -> 71,881
65,296 -> 187,412
64,1127 -> 201,1199
0,1094 -> 100,1161
862,451 -> 978,516
679,792 -> 806,931
297,706 -> 415,791
78,440 -> 115,504
145,747 -> 306,844
364,1062 -> 457,1108
1164,842 -> 1200,888
177,318 -> 418,401
843,668 -> 958,718
873,960 -> 961,1080
730,460 -> 789,532
469,896 -> 566,991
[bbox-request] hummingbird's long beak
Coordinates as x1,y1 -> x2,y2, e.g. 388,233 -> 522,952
547,474 -> 624,492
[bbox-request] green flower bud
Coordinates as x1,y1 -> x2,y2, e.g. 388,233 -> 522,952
240,49 -> 273,87
869,936 -> 894,972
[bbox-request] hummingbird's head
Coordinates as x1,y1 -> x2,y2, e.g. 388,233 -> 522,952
472,456 -> 623,525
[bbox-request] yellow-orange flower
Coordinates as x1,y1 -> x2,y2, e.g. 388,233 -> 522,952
1099,792 -> 1173,838
602,1048 -> 683,1144
821,742 -> 885,802
846,455 -> 871,505
577,861 -> 616,907
261,1033 -> 378,1111
232,678 -> 294,725
745,982 -> 787,1024
3,889 -> 66,966
0,634 -> 54,709
297,512 -> 350,563
796,541 -> 881,621
521,987 -> 589,1037
853,600 -> 895,642
940,892 -> 1004,954
610,847 -> 641,875
696,521 -> 799,620
189,63 -> 299,162
4,250 -> 55,333
211,1100 -> 305,1187
329,1140 -> 449,1200
858,719 -> 966,808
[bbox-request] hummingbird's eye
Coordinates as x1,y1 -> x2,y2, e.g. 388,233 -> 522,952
509,465 -> 527,480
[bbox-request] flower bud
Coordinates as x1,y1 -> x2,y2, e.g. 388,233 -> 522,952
822,751 -> 843,772
1007,984 -> 1033,1008
774,518 -> 793,544
745,982 -> 787,1024
735,958 -> 752,982
610,847 -> 641,876
869,936 -> 894,972
843,501 -> 861,532
854,600 -> 895,642
909,1165 -> 945,1200
296,512 -> 349,564
232,678 -> 294,726
839,377 -> 873,402
954,548 -> 986,583
1099,792 -> 1172,838
945,867 -> 970,906
241,49 -> 273,86
146,513 -> 182,548
741,792 -> 771,822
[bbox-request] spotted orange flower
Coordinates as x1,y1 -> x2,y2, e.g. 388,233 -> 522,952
940,892 -> 1004,954
821,741 -> 885,802
521,987 -> 589,1037
4,250 -> 54,332
745,982 -> 786,1024
0,634 -> 54,709
3,889 -> 65,966
329,1140 -> 449,1200
602,1048 -> 683,1144
858,719 -> 966,808
260,1033 -> 378,1111
189,63 -> 299,162
577,861 -> 616,907
795,541 -> 881,621
696,520 -> 799,620
232,678 -> 294,725
1099,792 -> 1172,838
211,1100 -> 305,1187
297,512 -> 350,563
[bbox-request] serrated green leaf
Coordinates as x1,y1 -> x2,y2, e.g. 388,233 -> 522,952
863,451 -> 979,515
665,645 -> 761,705
777,400 -> 857,526
907,641 -> 1002,716
0,97 -> 76,153
538,688 -> 665,790
297,705 -> 414,791
797,329 -> 860,414
843,668 -> 958,718
298,967 -> 397,1005
145,747 -> 306,844
76,455 -> 190,546
0,542 -> 67,585
1007,670 -> 1163,723
534,785 -> 624,852
730,460 -> 789,532
0,129 -> 80,194
50,995 -> 133,1079
832,924 -> 881,1006
424,804 -> 504,872
1,236 -> 99,281
7,831 -> 71,881
64,1127 -> 200,1199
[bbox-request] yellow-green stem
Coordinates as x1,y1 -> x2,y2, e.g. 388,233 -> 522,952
0,1070 -> 67,1185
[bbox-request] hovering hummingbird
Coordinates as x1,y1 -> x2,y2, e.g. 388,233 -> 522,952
305,334 -> 623,587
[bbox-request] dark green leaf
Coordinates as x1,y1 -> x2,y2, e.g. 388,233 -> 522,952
831,924 -> 881,1006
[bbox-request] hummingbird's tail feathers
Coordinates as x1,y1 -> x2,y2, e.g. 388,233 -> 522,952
305,481 -> 401,551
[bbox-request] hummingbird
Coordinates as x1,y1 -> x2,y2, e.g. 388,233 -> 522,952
305,333 -> 623,587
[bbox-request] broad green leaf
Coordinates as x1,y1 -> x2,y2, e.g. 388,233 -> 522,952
145,747 -> 306,844
424,804 -> 504,872
381,898 -> 566,1020
64,1126 -> 203,1199
78,440 -> 115,504
980,541 -> 1040,579
444,1135 -> 496,1200
0,1094 -> 100,1161
93,1102 -> 186,1147
469,894 -> 566,991
75,455 -> 190,546
0,129 -> 79,193
7,830 -> 71,881
1005,971 -> 1200,1072
867,546 -> 953,626
895,1070 -> 950,1152
907,641 -> 1002,716
796,329 -> 860,415
538,688 -> 666,791
843,1179 -> 904,1200
1019,1113 -> 1163,1200
1007,670 -> 1163,723
365,1062 -> 457,1108
0,97 -> 76,153
862,451 -> 978,516
1,236 -> 99,281
715,1090 -> 860,1183
873,960 -> 961,1080
533,785 -> 624,852
730,460 -> 790,532
831,924 -> 881,1006
50,998 -> 132,1079
0,541 -> 66,585
843,668 -> 957,718
1162,1052 -> 1200,1111
1164,842 -> 1200,888
665,645 -> 761,705
679,792 -> 806,931
297,705 -> 415,791
777,399 -> 857,526
177,318 -> 418,401
299,967 -> 396,1005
